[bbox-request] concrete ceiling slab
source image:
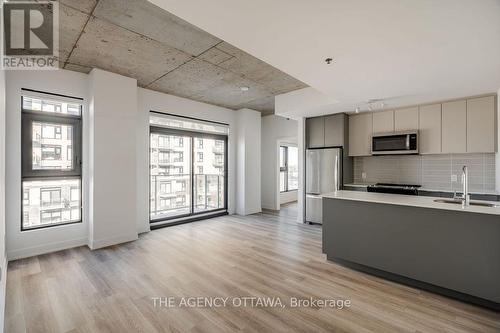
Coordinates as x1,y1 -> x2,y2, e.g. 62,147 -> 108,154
215,42 -> 307,94
149,58 -> 270,108
67,16 -> 193,86
58,0 -> 307,114
60,0 -> 97,15
197,47 -> 233,65
64,62 -> 93,74
93,0 -> 221,56
236,96 -> 275,116
59,4 -> 90,63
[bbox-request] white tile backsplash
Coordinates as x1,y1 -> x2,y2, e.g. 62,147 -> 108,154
353,153 -> 496,194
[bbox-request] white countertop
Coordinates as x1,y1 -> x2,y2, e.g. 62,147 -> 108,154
322,190 -> 500,215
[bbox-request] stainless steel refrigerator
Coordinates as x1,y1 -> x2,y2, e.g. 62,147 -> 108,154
306,148 -> 341,224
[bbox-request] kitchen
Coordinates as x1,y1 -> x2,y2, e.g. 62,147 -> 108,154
304,94 -> 500,310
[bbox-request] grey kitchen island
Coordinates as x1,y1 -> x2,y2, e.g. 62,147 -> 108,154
322,191 -> 500,310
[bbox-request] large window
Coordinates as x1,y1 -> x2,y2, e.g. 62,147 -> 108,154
150,113 -> 228,223
21,91 -> 83,230
280,145 -> 298,192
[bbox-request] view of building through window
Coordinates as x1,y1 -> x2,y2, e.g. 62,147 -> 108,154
21,93 -> 82,230
280,145 -> 298,192
150,133 -> 226,221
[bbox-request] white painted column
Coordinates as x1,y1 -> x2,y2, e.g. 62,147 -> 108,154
297,117 -> 306,223
88,69 -> 138,249
496,88 -> 500,193
0,67 -> 7,329
236,108 -> 261,215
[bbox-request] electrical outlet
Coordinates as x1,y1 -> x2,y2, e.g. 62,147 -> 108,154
451,174 -> 457,182
362,172 -> 367,180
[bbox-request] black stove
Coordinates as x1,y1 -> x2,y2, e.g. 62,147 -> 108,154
367,183 -> 421,195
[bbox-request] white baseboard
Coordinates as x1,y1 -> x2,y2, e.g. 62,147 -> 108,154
7,237 -> 88,261
89,233 -> 138,250
0,256 -> 7,333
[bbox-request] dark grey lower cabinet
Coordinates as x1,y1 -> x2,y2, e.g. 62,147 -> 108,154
322,197 -> 500,310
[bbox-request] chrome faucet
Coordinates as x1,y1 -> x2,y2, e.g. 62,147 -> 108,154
454,166 -> 470,207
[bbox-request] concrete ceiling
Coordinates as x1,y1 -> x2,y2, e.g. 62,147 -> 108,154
149,0 -> 500,118
58,0 -> 307,115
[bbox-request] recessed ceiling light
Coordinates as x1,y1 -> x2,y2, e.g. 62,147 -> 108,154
240,86 -> 249,92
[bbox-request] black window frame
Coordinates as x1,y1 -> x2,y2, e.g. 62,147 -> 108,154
21,91 -> 83,231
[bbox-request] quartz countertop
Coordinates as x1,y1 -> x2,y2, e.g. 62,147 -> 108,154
322,190 -> 500,216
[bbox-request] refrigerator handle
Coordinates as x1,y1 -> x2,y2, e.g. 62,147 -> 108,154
335,155 -> 340,192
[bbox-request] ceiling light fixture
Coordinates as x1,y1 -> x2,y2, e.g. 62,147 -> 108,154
325,58 -> 333,65
240,86 -> 249,92
355,107 -> 360,113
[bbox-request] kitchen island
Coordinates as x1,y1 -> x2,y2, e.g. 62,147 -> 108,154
322,191 -> 500,310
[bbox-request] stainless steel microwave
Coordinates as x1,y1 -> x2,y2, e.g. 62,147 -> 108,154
371,131 -> 418,155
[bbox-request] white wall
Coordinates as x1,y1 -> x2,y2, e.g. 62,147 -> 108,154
236,109 -> 261,215
5,68 -> 261,259
496,88 -> 500,193
137,88 -> 239,231
261,115 -> 298,210
5,70 -> 89,260
88,70 -> 138,249
0,67 -> 7,331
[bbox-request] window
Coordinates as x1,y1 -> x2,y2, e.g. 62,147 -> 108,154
280,146 -> 298,192
159,182 -> 172,193
41,124 -> 62,139
41,145 -> 62,161
40,188 -> 61,206
23,190 -> 29,206
150,113 -> 228,222
174,152 -> 183,162
21,91 -> 83,230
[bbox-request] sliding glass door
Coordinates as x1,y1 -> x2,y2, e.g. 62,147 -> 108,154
193,137 -> 225,213
150,128 -> 227,223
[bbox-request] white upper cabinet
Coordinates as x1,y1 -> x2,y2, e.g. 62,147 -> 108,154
349,113 -> 373,156
418,104 -> 442,154
442,100 -> 467,153
467,96 -> 495,153
395,107 -> 418,131
372,110 -> 394,134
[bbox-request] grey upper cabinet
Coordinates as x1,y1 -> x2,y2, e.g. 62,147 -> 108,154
349,113 -> 373,156
442,100 -> 467,153
306,117 -> 325,148
324,114 -> 346,147
372,110 -> 394,134
418,104 -> 442,154
467,96 -> 495,153
395,107 -> 419,131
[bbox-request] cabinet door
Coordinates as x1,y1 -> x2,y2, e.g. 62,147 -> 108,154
306,117 -> 325,148
395,107 -> 418,131
418,104 -> 442,154
324,113 -> 345,147
442,100 -> 466,153
467,96 -> 495,153
372,110 -> 394,134
349,113 -> 373,156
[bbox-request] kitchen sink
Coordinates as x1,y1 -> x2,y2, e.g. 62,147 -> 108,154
433,199 -> 500,208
